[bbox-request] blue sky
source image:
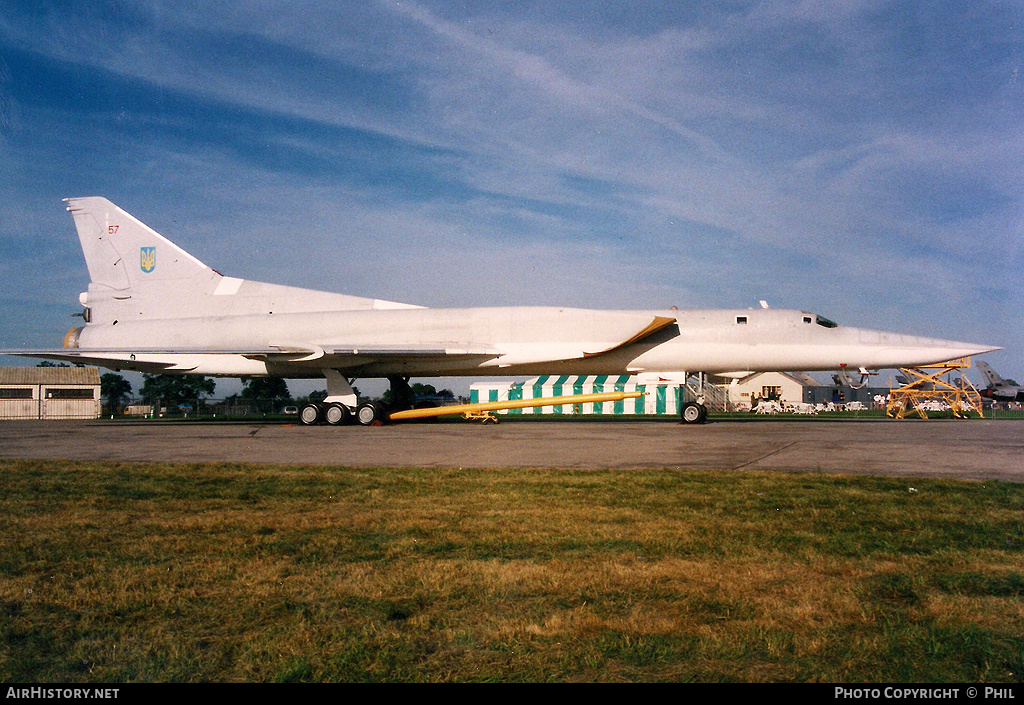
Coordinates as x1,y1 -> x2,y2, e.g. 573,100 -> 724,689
0,1 -> 1021,395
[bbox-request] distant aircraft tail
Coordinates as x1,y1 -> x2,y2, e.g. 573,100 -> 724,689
976,361 -> 1005,387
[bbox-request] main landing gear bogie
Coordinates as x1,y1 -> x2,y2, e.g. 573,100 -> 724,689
299,401 -> 388,426
301,375 -> 415,427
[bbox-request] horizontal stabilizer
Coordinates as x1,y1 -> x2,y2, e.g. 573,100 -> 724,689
0,349 -> 181,374
1,344 -> 502,375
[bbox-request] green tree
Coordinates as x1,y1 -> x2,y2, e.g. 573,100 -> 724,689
100,373 -> 132,413
140,374 -> 216,408
295,389 -> 328,408
239,376 -> 292,414
240,377 -> 291,401
381,383 -> 454,408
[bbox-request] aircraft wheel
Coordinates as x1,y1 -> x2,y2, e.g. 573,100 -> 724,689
356,402 -> 386,426
299,403 -> 322,426
324,403 -> 350,426
681,402 -> 707,425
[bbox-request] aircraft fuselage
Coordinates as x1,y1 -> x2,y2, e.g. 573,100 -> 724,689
66,304 -> 992,380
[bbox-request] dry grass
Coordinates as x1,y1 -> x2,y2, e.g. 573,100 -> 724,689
1,459 -> 1022,682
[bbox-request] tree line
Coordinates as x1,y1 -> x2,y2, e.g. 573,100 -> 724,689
36,362 -> 458,414
98,372 -> 458,414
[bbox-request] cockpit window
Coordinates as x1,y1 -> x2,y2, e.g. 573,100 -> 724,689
815,315 -> 838,328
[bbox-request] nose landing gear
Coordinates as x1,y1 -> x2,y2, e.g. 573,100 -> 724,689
681,401 -> 708,425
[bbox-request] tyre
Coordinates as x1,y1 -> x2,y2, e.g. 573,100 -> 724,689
299,403 -> 322,426
681,401 -> 707,425
356,402 -> 386,426
324,403 -> 350,426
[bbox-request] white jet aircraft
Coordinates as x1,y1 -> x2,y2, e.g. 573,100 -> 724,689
2,198 -> 999,425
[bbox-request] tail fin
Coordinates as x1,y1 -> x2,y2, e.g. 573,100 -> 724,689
976,361 -> 1004,387
65,197 -> 423,324
65,197 -> 213,292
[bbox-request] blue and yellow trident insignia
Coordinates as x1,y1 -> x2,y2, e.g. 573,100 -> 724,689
140,247 -> 156,273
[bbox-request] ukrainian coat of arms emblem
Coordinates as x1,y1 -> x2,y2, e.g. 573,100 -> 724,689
140,247 -> 156,273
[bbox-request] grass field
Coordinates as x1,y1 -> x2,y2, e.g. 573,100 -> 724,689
1,459 -> 1022,682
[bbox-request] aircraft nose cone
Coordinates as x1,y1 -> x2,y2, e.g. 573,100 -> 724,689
859,329 -> 1000,368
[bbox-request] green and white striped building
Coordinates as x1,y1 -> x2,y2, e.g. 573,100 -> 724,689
469,375 -> 684,416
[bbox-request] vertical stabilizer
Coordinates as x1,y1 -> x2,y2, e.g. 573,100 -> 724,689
63,197 -> 424,324
65,197 -> 213,291
976,361 -> 1004,387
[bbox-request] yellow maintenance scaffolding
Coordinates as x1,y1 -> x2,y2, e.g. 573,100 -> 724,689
886,357 -> 983,420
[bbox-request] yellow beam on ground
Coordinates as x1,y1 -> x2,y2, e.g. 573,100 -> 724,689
388,391 -> 645,422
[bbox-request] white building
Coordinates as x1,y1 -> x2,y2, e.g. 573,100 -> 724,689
716,371 -> 824,411
0,367 -> 102,420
